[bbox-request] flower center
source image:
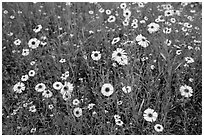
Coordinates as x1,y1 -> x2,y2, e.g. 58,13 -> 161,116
148,113 -> 153,117
105,88 -> 110,92
117,53 -> 122,56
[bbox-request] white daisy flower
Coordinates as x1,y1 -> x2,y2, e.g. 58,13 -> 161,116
179,85 -> 193,98
60,81 -> 74,95
112,48 -> 128,65
176,50 -> 182,55
143,108 -> 158,122
21,75 -> 29,81
53,81 -> 63,90
164,9 -> 174,16
35,83 -> 46,92
87,103 -> 95,110
22,49 -> 30,56
98,8 -> 105,13
105,9 -> 111,15
114,114 -> 121,120
154,124 -> 164,132
91,51 -> 101,61
28,38 -> 40,49
115,119 -> 124,126
42,89 -> 53,98
30,128 -> 36,133
185,57 -> 194,63
123,8 -> 131,18
28,70 -> 35,77
73,107 -> 83,117
72,99 -> 80,106
64,71 -> 69,77
122,86 -> 132,93
59,58 -> 66,63
29,105 -> 37,113
40,41 -> 47,46
13,82 -> 25,93
120,3 -> 127,9
111,37 -> 120,45
117,100 -> 123,105
30,61 -> 36,66
135,34 -> 150,48
48,104 -> 54,110
33,25 -> 42,33
135,34 -> 146,42
101,83 -> 114,97
147,22 -> 160,33
122,18 -> 130,26
163,27 -> 172,34
131,22 -> 138,29
62,92 -> 72,101
88,10 -> 94,14
107,15 -> 116,23
14,39 -> 21,46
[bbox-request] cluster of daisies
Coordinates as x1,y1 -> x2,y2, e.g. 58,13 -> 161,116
13,24 -> 47,57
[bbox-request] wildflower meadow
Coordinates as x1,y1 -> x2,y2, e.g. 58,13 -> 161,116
2,2 -> 202,135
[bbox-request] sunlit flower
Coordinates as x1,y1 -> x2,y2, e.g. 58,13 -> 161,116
64,71 -> 69,77
21,74 -> 29,81
99,8 -> 105,13
59,58 -> 66,63
48,104 -> 54,110
164,9 -> 174,16
28,38 -> 40,49
30,128 -> 36,133
163,27 -> 172,34
91,51 -> 101,61
107,15 -> 116,23
185,57 -> 194,63
115,119 -> 124,126
101,83 -> 114,97
122,86 -> 132,93
22,49 -> 30,56
42,89 -> 53,98
111,37 -> 120,45
35,83 -> 46,92
40,41 -> 47,46
143,108 -> 158,122
88,10 -> 94,14
137,2 -> 145,8
120,3 -> 127,9
13,82 -> 25,93
105,9 -> 111,15
30,61 -> 36,66
114,114 -> 121,120
131,22 -> 138,29
147,22 -> 160,33
112,48 -> 128,65
87,103 -> 95,110
176,50 -> 182,55
123,8 -> 131,18
73,107 -> 83,117
29,105 -> 37,113
135,34 -> 150,48
53,81 -> 63,90
72,99 -> 80,106
154,124 -> 164,132
122,18 -> 130,26
33,24 -> 42,33
117,100 -> 123,105
170,18 -> 176,23
62,92 -> 72,101
28,70 -> 35,77
60,81 -> 74,95
189,78 -> 194,82
179,85 -> 193,98
14,39 -> 21,46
